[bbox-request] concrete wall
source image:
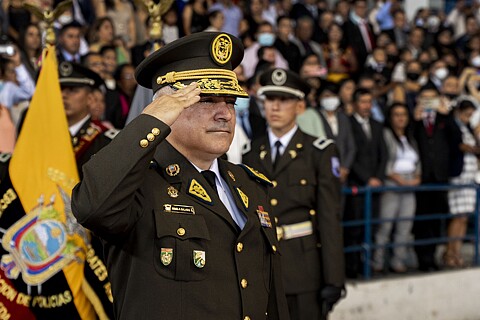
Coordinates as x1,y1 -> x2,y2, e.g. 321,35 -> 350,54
331,268 -> 480,320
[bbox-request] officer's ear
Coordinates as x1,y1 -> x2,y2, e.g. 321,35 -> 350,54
295,99 -> 306,115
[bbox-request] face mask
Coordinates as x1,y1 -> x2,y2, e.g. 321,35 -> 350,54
58,13 -> 73,25
258,33 -> 276,46
321,96 -> 340,111
434,67 -> 448,80
235,97 -> 250,113
406,72 -> 420,81
472,55 -> 480,68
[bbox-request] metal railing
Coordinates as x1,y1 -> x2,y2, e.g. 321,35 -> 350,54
342,183 -> 480,279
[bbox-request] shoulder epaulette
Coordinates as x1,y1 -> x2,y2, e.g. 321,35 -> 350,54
241,141 -> 251,155
238,164 -> 273,187
0,153 -> 12,163
313,137 -> 334,150
104,128 -> 120,140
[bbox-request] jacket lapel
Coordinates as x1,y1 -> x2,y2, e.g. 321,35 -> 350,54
255,136 -> 274,177
218,160 -> 256,236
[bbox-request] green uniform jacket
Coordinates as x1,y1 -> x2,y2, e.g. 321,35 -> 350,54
72,114 -> 290,320
242,129 -> 345,294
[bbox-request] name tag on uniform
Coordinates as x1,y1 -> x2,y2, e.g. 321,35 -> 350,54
163,204 -> 196,215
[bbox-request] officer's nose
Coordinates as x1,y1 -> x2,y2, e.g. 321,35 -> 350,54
213,101 -> 233,122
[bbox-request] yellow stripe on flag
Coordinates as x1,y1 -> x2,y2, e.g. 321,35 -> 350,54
9,46 -> 96,319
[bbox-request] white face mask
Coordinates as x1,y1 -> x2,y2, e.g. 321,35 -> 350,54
434,67 -> 449,80
472,55 -> 480,68
321,96 -> 340,111
235,97 -> 250,113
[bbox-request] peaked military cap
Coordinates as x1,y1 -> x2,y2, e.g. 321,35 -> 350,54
135,32 -> 247,97
58,61 -> 104,90
258,68 -> 310,99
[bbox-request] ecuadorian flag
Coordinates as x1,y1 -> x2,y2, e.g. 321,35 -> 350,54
6,46 -> 97,319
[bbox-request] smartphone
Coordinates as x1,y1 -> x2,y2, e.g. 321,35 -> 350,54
420,97 -> 441,110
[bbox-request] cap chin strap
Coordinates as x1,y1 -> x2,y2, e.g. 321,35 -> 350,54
257,86 -> 305,99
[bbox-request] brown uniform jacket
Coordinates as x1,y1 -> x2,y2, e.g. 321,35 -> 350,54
72,114 -> 290,320
242,129 -> 345,294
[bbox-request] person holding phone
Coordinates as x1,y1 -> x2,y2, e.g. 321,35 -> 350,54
412,83 -> 455,272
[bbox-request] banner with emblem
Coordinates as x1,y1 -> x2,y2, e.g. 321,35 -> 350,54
4,46 -> 98,319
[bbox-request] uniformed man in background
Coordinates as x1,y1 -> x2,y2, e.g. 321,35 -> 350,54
242,68 -> 346,320
59,62 -> 117,175
72,32 -> 289,320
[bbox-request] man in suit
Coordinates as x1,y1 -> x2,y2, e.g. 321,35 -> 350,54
72,32 -> 289,320
243,68 -> 345,320
318,84 -> 356,184
345,87 -> 387,278
412,83 -> 455,271
57,21 -> 83,63
343,0 -> 375,75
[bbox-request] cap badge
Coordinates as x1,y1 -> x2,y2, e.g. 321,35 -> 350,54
59,61 -> 73,77
272,69 -> 287,86
211,34 -> 232,65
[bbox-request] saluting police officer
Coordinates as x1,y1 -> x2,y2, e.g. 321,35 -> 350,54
72,32 -> 290,320
242,68 -> 345,320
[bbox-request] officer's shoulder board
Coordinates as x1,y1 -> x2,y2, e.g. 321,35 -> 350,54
313,137 -> 334,151
104,128 -> 120,140
238,164 -> 273,187
241,141 -> 251,155
0,153 -> 12,163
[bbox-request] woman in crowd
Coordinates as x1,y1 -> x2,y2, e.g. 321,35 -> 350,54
322,22 -> 357,84
182,0 -> 209,35
338,78 -> 356,116
373,103 -> 421,273
105,0 -> 136,49
89,17 -> 131,64
89,17 -> 115,53
393,60 -> 423,114
446,99 -> 480,268
17,23 -> 41,81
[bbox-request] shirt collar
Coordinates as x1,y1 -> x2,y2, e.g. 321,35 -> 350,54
69,115 -> 91,136
191,158 -> 220,177
267,125 -> 298,150
354,112 -> 369,124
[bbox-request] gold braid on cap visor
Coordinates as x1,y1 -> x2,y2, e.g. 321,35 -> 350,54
157,69 -> 248,96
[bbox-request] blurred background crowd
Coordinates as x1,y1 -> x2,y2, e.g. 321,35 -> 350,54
1,0 -> 480,279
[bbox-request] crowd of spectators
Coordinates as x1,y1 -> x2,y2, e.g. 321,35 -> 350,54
1,0 -> 480,279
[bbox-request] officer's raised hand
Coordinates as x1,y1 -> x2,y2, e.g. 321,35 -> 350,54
142,82 -> 201,126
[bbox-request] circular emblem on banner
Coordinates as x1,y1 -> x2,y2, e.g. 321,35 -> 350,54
59,62 -> 73,77
211,34 -> 232,65
271,69 -> 287,86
